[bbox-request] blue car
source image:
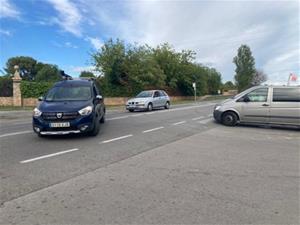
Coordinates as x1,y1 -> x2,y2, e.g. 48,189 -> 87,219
32,79 -> 106,137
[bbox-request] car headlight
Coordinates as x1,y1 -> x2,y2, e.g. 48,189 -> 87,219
215,105 -> 221,111
78,106 -> 93,116
33,108 -> 42,117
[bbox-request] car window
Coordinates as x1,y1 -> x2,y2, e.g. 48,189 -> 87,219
159,91 -> 166,96
136,91 -> 153,98
273,88 -> 300,102
245,88 -> 268,102
45,86 -> 92,101
154,91 -> 160,97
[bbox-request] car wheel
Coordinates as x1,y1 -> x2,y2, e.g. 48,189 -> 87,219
100,114 -> 105,123
38,133 -> 45,138
147,103 -> 153,111
89,117 -> 100,136
129,109 -> 134,112
164,101 -> 170,109
222,111 -> 238,126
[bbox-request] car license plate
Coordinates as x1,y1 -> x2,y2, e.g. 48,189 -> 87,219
50,122 -> 70,128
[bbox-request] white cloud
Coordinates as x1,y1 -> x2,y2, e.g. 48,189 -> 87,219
52,41 -> 78,49
69,65 -> 101,76
85,36 -> 103,50
46,0 -> 82,36
0,28 -> 11,36
79,0 -> 298,82
0,0 -> 20,19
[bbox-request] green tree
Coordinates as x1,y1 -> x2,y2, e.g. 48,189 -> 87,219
252,69 -> 267,86
80,71 -> 96,78
206,68 -> 222,94
35,64 -> 61,82
222,81 -> 235,90
233,45 -> 256,92
5,56 -> 37,80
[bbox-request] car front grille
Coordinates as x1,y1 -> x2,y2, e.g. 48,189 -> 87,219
42,112 -> 79,121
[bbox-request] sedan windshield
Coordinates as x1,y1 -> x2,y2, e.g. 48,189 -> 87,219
45,86 -> 92,101
136,91 -> 153,98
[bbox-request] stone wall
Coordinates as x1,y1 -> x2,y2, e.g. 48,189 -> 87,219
0,97 -> 13,106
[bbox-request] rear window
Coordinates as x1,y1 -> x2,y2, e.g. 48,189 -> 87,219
273,88 -> 300,102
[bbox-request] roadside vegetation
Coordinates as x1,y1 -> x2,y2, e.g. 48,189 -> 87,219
0,41 -> 266,99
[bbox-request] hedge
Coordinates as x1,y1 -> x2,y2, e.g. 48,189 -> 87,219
21,81 -> 54,98
0,76 -> 13,97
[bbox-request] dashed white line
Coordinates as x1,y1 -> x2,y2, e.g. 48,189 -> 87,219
102,134 -> 133,143
20,148 -> 79,164
131,114 -> 144,117
0,131 -> 32,138
172,121 -> 186,125
145,112 -> 155,115
106,116 -> 129,121
198,118 -> 213,124
192,116 -> 205,121
142,126 -> 164,133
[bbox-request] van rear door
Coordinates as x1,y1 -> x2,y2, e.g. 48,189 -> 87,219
270,87 -> 300,126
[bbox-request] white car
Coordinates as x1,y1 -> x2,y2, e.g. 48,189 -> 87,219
126,90 -> 170,112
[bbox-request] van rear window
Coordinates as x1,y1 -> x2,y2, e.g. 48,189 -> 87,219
273,88 -> 300,102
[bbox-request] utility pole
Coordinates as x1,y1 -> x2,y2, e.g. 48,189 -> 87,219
192,82 -> 196,102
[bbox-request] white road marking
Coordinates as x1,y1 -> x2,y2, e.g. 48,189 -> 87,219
198,118 -> 213,124
143,126 -> 164,133
106,116 -> 129,121
0,131 -> 32,138
145,112 -> 155,115
20,148 -> 79,164
102,134 -> 133,143
192,116 -> 205,121
172,121 -> 186,125
131,114 -> 144,117
207,114 -> 213,117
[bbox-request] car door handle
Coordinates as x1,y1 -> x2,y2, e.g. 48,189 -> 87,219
262,103 -> 269,106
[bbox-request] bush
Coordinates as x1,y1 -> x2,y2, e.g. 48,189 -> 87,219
21,81 -> 54,98
0,76 -> 13,97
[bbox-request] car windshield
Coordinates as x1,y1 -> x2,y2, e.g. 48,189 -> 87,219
45,86 -> 92,101
136,91 -> 153,98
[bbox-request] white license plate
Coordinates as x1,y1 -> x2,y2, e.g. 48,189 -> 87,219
50,122 -> 70,128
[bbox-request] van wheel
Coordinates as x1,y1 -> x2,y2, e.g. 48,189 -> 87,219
164,101 -> 170,109
89,117 -> 100,136
147,103 -> 153,111
222,112 -> 238,126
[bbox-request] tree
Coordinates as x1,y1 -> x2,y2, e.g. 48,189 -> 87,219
252,69 -> 267,86
5,56 -> 37,80
233,45 -> 256,92
222,81 -> 235,90
206,68 -> 222,94
80,71 -> 95,78
35,64 -> 61,82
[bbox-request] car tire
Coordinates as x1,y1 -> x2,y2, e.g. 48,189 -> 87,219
38,133 -> 45,138
129,109 -> 134,112
164,101 -> 170,109
100,114 -> 105,123
89,117 -> 100,136
147,103 -> 153,111
222,111 -> 238,126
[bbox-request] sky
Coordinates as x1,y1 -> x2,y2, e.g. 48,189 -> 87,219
0,0 -> 299,84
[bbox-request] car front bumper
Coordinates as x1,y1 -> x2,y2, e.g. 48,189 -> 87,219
32,114 -> 95,135
126,104 -> 147,110
213,109 -> 223,122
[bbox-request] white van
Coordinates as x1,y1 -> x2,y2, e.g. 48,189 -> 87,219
213,86 -> 300,127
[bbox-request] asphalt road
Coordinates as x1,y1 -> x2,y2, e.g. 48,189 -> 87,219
0,102 -> 299,224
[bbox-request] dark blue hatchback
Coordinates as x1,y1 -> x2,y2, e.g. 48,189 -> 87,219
32,79 -> 105,137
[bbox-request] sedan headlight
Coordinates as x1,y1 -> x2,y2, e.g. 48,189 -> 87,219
215,105 -> 221,111
78,106 -> 93,116
33,108 -> 42,117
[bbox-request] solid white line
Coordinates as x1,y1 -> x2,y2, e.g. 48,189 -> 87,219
102,134 -> 133,143
172,121 -> 186,125
131,114 -> 144,117
106,116 -> 129,121
20,148 -> 79,164
143,126 -> 164,133
198,118 -> 213,124
0,131 -> 32,138
192,116 -> 205,121
145,112 -> 155,115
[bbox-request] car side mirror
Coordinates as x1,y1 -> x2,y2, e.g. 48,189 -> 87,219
38,96 -> 44,101
96,95 -> 103,100
243,96 -> 250,102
